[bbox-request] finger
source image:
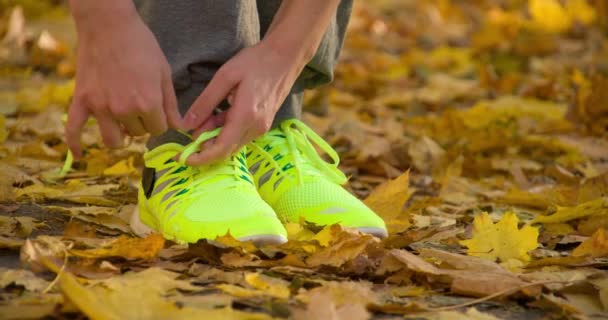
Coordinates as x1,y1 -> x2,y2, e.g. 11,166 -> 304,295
140,108 -> 168,136
184,67 -> 239,130
185,111 -> 248,166
117,116 -> 147,136
65,101 -> 90,159
94,112 -> 124,149
161,69 -> 183,130
194,112 -> 228,149
193,111 -> 227,137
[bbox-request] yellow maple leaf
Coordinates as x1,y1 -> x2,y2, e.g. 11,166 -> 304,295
528,0 -> 572,33
573,228 -> 608,258
460,212 -> 539,263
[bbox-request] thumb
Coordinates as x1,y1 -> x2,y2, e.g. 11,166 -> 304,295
184,67 -> 239,130
65,101 -> 89,159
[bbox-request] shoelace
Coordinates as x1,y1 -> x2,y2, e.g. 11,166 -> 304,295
250,119 -> 347,185
57,128 -> 247,184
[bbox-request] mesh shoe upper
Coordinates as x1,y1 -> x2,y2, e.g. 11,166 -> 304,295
137,129 -> 287,244
248,119 -> 387,238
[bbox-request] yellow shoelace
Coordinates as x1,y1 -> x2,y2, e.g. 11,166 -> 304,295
250,119 -> 347,185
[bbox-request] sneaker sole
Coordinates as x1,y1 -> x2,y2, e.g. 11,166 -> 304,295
357,227 -> 388,239
129,207 -> 287,246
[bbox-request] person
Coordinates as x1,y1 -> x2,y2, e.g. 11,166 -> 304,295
65,0 -> 387,245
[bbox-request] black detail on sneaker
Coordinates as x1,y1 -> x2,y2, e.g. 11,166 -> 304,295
142,166 -> 156,199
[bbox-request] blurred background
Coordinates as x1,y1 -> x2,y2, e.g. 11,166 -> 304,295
0,0 -> 607,197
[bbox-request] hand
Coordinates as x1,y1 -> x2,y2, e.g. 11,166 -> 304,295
66,5 -> 181,158
182,42 -> 305,165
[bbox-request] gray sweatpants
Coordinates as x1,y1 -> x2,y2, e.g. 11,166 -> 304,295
133,0 -> 352,148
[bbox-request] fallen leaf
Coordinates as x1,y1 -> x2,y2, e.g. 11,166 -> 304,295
306,226 -> 378,268
528,0 -> 572,33
103,156 -> 138,176
573,228 -> 608,258
418,248 -> 509,274
460,212 -> 539,263
363,171 -> 412,233
0,216 -> 44,238
0,268 -> 50,292
293,289 -> 370,320
0,114 -> 7,143
244,273 -> 290,299
533,197 -> 608,224
60,268 -> 270,320
69,234 -> 164,260
412,307 -> 500,320
566,0 -> 597,25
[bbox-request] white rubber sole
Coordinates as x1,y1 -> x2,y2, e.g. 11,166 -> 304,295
129,207 -> 287,246
357,227 -> 389,239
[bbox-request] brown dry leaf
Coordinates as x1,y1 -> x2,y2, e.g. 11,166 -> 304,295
572,228 -> 608,258
213,233 -> 258,253
46,205 -> 132,233
306,225 -> 378,268
0,236 -> 25,249
293,289 -> 370,320
296,280 -> 377,310
448,270 -> 536,298
0,268 -> 50,292
408,136 -> 445,174
0,293 -> 64,320
20,236 -> 68,273
363,171 -> 412,233
378,249 -> 441,275
578,214 -> 608,236
418,248 -> 509,274
410,308 -> 500,320
69,234 -> 164,260
16,180 -> 121,206
526,256 -> 591,268
0,216 -> 44,238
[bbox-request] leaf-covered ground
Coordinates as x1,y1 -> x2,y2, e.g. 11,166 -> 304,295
1,1 -> 608,319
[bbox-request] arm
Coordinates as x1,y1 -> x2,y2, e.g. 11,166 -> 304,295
182,0 -> 341,165
66,0 -> 181,158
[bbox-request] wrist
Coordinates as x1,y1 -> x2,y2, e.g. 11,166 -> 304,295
69,0 -> 138,36
260,34 -> 315,68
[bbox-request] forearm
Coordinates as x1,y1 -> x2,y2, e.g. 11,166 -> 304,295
68,0 -> 138,35
262,0 -> 341,66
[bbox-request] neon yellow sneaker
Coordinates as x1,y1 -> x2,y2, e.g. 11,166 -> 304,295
247,119 -> 388,238
130,129 -> 287,245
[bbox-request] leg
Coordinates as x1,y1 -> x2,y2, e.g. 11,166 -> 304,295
134,0 -> 261,195
133,0 -> 261,148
